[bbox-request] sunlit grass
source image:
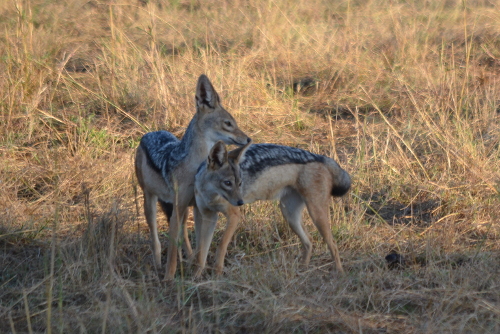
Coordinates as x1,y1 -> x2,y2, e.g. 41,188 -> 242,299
1,0 -> 499,332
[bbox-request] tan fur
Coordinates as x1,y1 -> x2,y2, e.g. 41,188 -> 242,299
135,145 -> 192,270
135,75 -> 249,280
194,150 -> 349,278
193,141 -> 250,278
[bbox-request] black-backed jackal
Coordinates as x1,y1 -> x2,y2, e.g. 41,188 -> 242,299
193,141 -> 350,277
135,75 -> 250,280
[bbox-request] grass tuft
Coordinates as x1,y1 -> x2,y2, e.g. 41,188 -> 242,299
1,0 -> 499,332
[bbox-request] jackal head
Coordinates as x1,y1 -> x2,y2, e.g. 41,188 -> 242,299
195,75 -> 250,147
196,140 -> 252,210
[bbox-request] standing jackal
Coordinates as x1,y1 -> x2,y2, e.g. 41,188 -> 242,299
194,142 -> 351,277
135,75 -> 250,280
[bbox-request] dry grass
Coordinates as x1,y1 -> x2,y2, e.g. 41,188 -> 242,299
1,0 -> 500,332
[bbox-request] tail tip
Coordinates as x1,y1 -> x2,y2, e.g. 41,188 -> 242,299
331,171 -> 351,197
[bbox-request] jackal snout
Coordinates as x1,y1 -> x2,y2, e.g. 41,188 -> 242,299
224,127 -> 250,147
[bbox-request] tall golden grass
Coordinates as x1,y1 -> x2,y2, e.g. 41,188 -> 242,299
1,0 -> 499,332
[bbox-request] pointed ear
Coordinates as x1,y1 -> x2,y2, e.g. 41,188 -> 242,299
195,74 -> 220,111
208,141 -> 228,170
228,139 -> 252,165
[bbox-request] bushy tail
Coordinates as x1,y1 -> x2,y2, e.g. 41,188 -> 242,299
326,158 -> 351,197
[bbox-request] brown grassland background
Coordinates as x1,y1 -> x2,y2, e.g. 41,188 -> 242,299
1,0 -> 500,332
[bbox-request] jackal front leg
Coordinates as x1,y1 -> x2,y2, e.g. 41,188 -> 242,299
214,205 -> 241,276
164,204 -> 189,280
193,208 -> 218,278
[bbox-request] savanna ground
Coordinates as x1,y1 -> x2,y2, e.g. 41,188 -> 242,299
1,0 -> 500,332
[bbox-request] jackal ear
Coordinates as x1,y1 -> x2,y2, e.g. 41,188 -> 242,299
228,139 -> 252,165
208,141 -> 228,170
195,74 -> 221,111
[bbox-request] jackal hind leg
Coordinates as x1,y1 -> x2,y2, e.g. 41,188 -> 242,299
214,205 -> 241,276
279,190 -> 312,266
160,200 -> 192,259
303,194 -> 344,274
144,191 -> 162,269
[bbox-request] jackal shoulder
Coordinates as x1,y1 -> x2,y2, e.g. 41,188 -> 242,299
140,130 -> 190,179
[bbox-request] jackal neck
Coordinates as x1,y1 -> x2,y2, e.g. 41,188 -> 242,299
175,115 -> 197,156
176,113 -> 213,165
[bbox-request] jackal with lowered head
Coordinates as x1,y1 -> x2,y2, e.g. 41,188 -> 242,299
135,75 -> 250,280
193,141 -> 350,277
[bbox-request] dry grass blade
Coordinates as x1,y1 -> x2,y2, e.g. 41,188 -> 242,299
1,0 -> 499,333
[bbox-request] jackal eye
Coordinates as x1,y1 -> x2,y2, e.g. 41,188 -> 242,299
223,180 -> 232,187
224,120 -> 233,127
